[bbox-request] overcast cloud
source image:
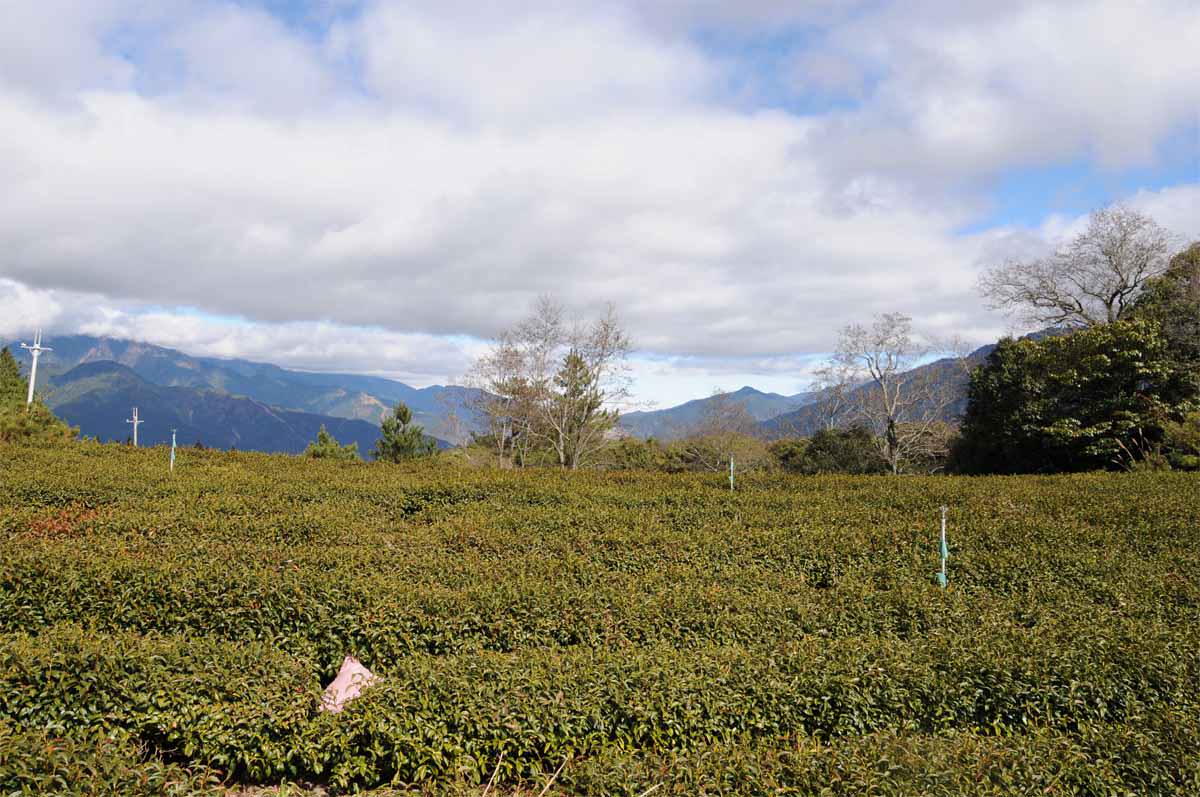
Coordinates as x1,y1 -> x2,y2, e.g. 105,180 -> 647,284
1,0 -> 1197,406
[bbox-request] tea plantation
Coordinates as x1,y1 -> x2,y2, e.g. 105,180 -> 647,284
1,441 -> 1198,795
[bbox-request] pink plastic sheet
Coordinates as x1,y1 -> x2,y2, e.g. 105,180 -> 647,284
320,655 -> 377,713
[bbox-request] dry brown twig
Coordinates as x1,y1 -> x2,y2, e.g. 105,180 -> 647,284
481,751 -> 505,797
536,754 -> 571,797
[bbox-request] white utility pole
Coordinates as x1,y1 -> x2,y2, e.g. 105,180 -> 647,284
19,329 -> 52,406
126,407 -> 143,447
170,429 -> 177,472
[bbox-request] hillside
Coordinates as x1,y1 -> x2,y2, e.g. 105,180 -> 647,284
7,334 -> 483,443
1,443 -> 1197,793
759,344 -> 996,438
40,360 -> 433,454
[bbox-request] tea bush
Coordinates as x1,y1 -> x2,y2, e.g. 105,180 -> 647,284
0,440 -> 1197,794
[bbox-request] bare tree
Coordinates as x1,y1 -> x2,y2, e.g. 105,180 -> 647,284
979,205 -> 1175,328
465,331 -> 529,466
468,297 -> 633,470
539,304 -> 633,469
808,361 -> 858,431
835,313 -> 967,475
677,389 -> 762,472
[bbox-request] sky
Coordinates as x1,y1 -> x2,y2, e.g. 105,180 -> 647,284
0,0 -> 1197,407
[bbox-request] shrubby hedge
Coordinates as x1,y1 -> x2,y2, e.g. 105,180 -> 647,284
1,441 -> 1198,793
0,722 -> 222,797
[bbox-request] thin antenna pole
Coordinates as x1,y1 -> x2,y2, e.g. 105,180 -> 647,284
19,329 -> 52,407
126,407 -> 143,447
937,505 -> 949,588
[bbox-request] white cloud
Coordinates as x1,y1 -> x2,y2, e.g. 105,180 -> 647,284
0,279 -> 64,339
349,2 -> 713,124
802,0 -> 1200,192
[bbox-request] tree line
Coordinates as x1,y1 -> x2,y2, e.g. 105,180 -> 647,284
457,203 -> 1199,476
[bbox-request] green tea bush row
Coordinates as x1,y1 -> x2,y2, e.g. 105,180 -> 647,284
559,721 -> 1200,796
0,722 -> 222,797
2,620 -> 1197,790
1,442 -> 1198,793
0,624 -> 319,781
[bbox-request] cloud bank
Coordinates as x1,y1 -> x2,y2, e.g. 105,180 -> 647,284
1,0 -> 1197,404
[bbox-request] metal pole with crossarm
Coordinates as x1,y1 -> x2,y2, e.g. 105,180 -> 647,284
19,329 -> 52,407
127,407 -> 143,447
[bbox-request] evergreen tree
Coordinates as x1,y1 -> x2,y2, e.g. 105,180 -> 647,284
0,348 -> 30,406
549,349 -> 615,469
951,321 -> 1194,473
305,425 -> 360,461
373,402 -> 436,462
1131,242 -> 1200,389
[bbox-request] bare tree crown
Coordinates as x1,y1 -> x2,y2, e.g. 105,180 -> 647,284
467,296 -> 632,469
832,313 -> 967,474
979,205 -> 1175,328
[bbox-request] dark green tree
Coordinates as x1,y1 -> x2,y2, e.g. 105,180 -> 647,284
1163,411 -> 1200,471
1131,242 -> 1200,386
305,425 -> 360,461
771,426 -> 888,475
0,348 -> 21,405
951,320 -> 1194,473
548,349 -> 616,469
0,347 -> 76,444
373,402 -> 436,462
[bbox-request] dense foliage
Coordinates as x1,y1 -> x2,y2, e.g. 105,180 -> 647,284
770,425 -> 888,475
373,402 -> 437,462
1132,242 -> 1200,391
306,425 -> 362,461
1,442 -> 1197,794
951,320 -> 1197,474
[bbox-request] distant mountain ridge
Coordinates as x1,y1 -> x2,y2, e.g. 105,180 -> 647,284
618,343 -> 1002,442
758,344 -> 997,438
7,334 -> 482,444
6,332 -> 1011,454
42,360 -> 415,454
620,386 -> 817,440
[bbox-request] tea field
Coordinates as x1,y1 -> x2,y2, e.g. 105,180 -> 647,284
1,441 -> 1198,795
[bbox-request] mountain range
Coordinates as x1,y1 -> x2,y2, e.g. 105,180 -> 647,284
6,333 -> 998,455
44,360 -> 398,454
7,335 -> 476,453
619,386 -> 817,440
759,345 -> 996,438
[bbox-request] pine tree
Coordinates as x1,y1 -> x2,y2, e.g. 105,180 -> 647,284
0,348 -> 24,404
305,425 -> 361,461
373,402 -> 436,462
549,349 -> 615,469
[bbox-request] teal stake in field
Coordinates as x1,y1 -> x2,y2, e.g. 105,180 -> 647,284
937,505 -> 949,588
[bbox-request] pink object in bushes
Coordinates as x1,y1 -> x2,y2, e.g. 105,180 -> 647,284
320,655 -> 378,713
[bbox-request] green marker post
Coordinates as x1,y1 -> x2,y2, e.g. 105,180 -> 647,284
936,505 -> 948,587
